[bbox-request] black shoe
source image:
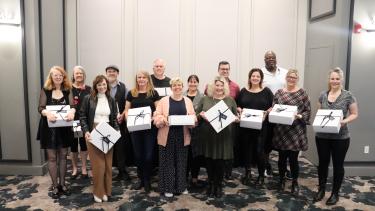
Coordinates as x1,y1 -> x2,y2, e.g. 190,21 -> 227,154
326,193 -> 339,205
313,187 -> 325,202
144,182 -> 151,193
215,185 -> 223,198
285,170 -> 292,180
132,181 -> 144,190
50,186 -> 60,199
71,173 -> 78,180
81,173 -> 89,179
256,176 -> 265,187
265,164 -> 273,177
277,178 -> 285,192
123,171 -> 131,181
58,185 -> 71,196
225,174 -> 234,180
206,182 -> 214,197
291,179 -> 299,195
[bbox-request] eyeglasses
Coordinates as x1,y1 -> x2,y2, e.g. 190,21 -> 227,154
286,76 -> 298,80
52,74 -> 63,78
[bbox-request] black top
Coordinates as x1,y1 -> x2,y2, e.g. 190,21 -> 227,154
237,87 -> 274,110
186,95 -> 195,103
126,90 -> 159,112
169,97 -> 187,131
72,85 -> 92,120
151,74 -> 171,87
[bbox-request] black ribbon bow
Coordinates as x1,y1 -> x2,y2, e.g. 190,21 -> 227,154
128,110 -> 149,126
320,111 -> 335,128
55,105 -> 68,119
244,113 -> 260,118
210,108 -> 229,129
94,127 -> 115,153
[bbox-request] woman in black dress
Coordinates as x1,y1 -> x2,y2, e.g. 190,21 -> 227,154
237,68 -> 273,187
37,66 -> 75,198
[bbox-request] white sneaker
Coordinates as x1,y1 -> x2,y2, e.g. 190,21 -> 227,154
182,189 -> 189,195
164,192 -> 173,198
102,194 -> 108,202
93,195 -> 102,203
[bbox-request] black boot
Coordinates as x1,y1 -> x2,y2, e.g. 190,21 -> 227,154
255,176 -> 265,187
206,181 -> 214,197
277,177 -> 285,192
313,186 -> 326,202
215,183 -> 223,198
291,179 -> 299,195
326,193 -> 339,205
241,169 -> 251,186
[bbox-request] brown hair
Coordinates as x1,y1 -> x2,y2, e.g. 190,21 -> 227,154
130,70 -> 155,97
43,66 -> 72,91
91,75 -> 111,98
248,68 -> 264,89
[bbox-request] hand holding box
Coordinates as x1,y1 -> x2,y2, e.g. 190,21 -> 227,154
240,108 -> 264,130
269,104 -> 298,125
127,106 -> 152,132
46,105 -> 73,128
90,122 -> 121,154
205,100 -> 236,133
313,109 -> 343,133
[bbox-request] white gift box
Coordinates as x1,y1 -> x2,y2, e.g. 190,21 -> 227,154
72,120 -> 83,138
90,122 -> 121,154
46,105 -> 73,128
155,87 -> 172,96
269,104 -> 298,125
205,100 -> 236,133
168,115 -> 195,126
127,106 -> 152,132
313,109 -> 343,134
240,108 -> 264,130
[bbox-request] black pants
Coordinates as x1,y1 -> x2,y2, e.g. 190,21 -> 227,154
187,146 -> 204,179
242,129 -> 265,176
278,150 -> 299,180
316,137 -> 350,193
113,131 -> 127,174
206,158 -> 225,186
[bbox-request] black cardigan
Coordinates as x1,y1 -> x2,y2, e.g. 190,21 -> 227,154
79,94 -> 120,135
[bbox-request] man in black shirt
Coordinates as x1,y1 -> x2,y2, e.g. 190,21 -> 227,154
105,65 -> 131,181
151,58 -> 171,88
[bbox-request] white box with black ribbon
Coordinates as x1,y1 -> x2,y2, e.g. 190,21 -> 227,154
46,105 -> 73,128
240,108 -> 264,130
269,104 -> 298,125
205,100 -> 236,133
313,109 -> 343,134
168,115 -> 195,126
90,122 -> 121,154
127,106 -> 152,132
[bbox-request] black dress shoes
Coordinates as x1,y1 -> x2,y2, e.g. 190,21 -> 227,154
326,193 -> 339,205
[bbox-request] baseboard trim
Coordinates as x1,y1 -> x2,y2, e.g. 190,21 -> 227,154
0,162 -> 47,176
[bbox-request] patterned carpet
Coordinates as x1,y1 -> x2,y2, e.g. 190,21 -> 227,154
1,156 -> 375,211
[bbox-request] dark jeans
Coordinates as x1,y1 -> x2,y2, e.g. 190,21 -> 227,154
278,150 -> 299,180
131,128 -> 156,185
316,137 -> 350,193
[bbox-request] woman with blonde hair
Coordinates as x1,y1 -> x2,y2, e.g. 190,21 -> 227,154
123,70 -> 159,193
37,66 -> 75,198
195,76 -> 238,198
313,67 -> 358,205
272,69 -> 311,195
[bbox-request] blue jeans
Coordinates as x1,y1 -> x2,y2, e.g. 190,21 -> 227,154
131,128 -> 156,184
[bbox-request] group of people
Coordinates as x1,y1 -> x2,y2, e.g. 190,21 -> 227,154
37,51 -> 358,206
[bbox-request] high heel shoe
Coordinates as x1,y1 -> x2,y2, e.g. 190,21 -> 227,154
102,194 -> 108,202
50,186 -> 60,199
58,185 -> 71,196
313,187 -> 325,202
326,193 -> 339,205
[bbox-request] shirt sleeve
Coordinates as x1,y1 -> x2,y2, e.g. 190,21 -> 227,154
38,89 -> 47,113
